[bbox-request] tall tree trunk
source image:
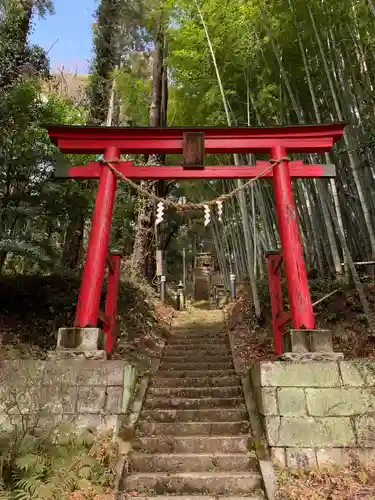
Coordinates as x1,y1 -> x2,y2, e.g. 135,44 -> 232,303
368,0 -> 375,18
19,1 -> 32,44
149,17 -> 164,128
131,180 -> 157,277
161,40 -> 168,128
89,0 -> 122,125
106,73 -> 117,126
131,14 -> 167,278
62,214 -> 85,270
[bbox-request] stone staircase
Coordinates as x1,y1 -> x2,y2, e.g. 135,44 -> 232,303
122,321 -> 265,500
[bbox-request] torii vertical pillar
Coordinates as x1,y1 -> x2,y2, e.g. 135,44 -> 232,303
74,146 -> 119,327
272,146 -> 315,330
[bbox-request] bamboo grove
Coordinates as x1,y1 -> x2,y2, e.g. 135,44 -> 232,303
164,0 -> 375,317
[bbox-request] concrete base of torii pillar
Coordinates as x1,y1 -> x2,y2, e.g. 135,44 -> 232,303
279,329 -> 344,362
47,327 -> 107,360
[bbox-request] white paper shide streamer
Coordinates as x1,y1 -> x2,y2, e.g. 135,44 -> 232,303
216,200 -> 223,222
156,201 -> 165,225
204,204 -> 211,226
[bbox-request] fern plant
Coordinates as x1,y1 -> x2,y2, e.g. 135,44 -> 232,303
0,425 -> 118,500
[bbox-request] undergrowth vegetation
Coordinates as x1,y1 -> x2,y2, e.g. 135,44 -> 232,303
0,424 -> 118,500
226,280 -> 375,373
0,272 -> 173,364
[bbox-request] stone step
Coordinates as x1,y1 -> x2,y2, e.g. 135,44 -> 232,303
151,375 -> 240,388
132,435 -> 252,454
173,328 -> 226,337
122,496 -> 264,500
168,337 -> 230,349
165,339 -> 229,346
144,397 -> 245,410
148,386 -> 242,399
140,408 -> 248,423
137,421 -> 250,437
162,355 -> 233,364
160,362 -> 234,370
156,370 -> 237,378
130,452 -> 257,472
164,346 -> 231,355
124,472 -> 262,495
168,332 -> 228,344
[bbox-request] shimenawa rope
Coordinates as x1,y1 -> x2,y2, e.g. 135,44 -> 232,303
101,157 -> 290,211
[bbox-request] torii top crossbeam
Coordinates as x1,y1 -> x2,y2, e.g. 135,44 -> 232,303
48,122 -> 345,154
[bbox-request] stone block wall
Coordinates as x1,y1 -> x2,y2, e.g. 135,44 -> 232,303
0,360 -> 139,433
251,360 -> 375,468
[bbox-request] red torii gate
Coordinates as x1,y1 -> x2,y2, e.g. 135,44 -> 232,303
47,123 -> 346,355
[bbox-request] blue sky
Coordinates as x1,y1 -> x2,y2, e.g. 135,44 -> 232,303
29,0 -> 95,74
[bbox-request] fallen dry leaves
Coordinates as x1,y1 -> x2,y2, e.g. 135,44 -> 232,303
276,463 -> 375,499
225,291 -> 275,374
225,281 -> 375,372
